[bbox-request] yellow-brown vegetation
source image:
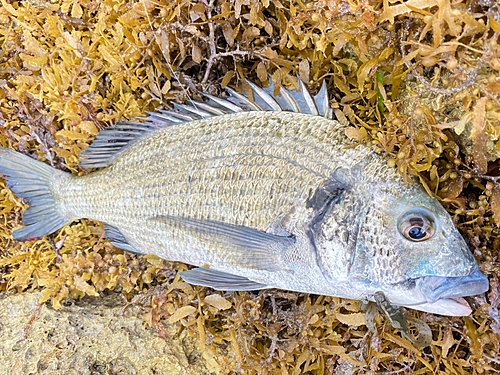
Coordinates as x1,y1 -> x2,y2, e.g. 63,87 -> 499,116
0,0 -> 500,373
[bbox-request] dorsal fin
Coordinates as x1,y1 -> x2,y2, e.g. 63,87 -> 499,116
146,75 -> 333,124
79,76 -> 332,168
246,81 -> 282,111
292,76 -> 319,116
79,122 -> 160,168
314,81 -> 332,119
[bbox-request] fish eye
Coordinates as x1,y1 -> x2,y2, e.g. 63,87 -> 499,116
398,208 -> 435,242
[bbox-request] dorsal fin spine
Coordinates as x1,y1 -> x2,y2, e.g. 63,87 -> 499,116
297,77 -> 319,116
79,77 -> 331,169
226,87 -> 262,111
201,93 -> 243,113
246,81 -> 282,111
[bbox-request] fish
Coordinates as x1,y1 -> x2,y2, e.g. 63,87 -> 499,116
0,77 -> 489,317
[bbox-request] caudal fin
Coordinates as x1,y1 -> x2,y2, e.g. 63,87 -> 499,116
0,147 -> 70,241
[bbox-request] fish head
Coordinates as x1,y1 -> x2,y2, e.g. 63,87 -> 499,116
348,182 -> 489,316
313,179 -> 488,316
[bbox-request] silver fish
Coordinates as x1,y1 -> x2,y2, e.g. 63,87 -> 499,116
0,78 -> 488,316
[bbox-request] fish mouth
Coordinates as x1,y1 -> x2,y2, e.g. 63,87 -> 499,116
407,297 -> 474,316
418,270 -> 489,303
406,270 -> 489,316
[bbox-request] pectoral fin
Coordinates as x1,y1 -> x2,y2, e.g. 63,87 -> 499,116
180,268 -> 269,291
148,215 -> 295,271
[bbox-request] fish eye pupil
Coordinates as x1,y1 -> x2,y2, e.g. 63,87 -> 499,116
408,226 -> 426,240
398,208 -> 436,242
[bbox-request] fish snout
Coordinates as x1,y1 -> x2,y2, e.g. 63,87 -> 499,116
419,271 -> 489,303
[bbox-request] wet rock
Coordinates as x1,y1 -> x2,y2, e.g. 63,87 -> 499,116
0,291 -> 212,375
451,121 -> 500,162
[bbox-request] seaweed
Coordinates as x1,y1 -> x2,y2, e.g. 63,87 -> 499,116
0,0 -> 499,373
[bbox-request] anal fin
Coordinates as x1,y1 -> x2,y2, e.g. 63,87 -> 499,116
180,268 -> 269,291
103,223 -> 144,255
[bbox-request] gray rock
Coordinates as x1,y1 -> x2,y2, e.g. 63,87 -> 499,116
0,291 -> 212,375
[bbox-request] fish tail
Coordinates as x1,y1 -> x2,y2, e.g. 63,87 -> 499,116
0,147 -> 71,241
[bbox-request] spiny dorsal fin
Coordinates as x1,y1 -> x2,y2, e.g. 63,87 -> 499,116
79,76 -> 332,168
199,93 -> 243,114
144,75 -> 333,124
246,80 -> 282,111
314,80 -> 332,119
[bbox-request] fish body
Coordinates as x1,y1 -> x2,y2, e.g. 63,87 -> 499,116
0,79 -> 488,316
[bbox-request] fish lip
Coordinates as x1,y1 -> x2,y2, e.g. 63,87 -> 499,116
403,297 -> 473,316
418,270 -> 489,304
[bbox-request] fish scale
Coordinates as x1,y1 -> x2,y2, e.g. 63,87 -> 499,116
0,78 -> 489,317
64,112 -> 357,233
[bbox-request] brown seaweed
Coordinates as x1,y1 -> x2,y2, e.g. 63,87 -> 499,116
0,0 -> 500,373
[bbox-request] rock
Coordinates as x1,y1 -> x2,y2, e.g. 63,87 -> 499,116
0,291 -> 212,375
451,121 -> 500,162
